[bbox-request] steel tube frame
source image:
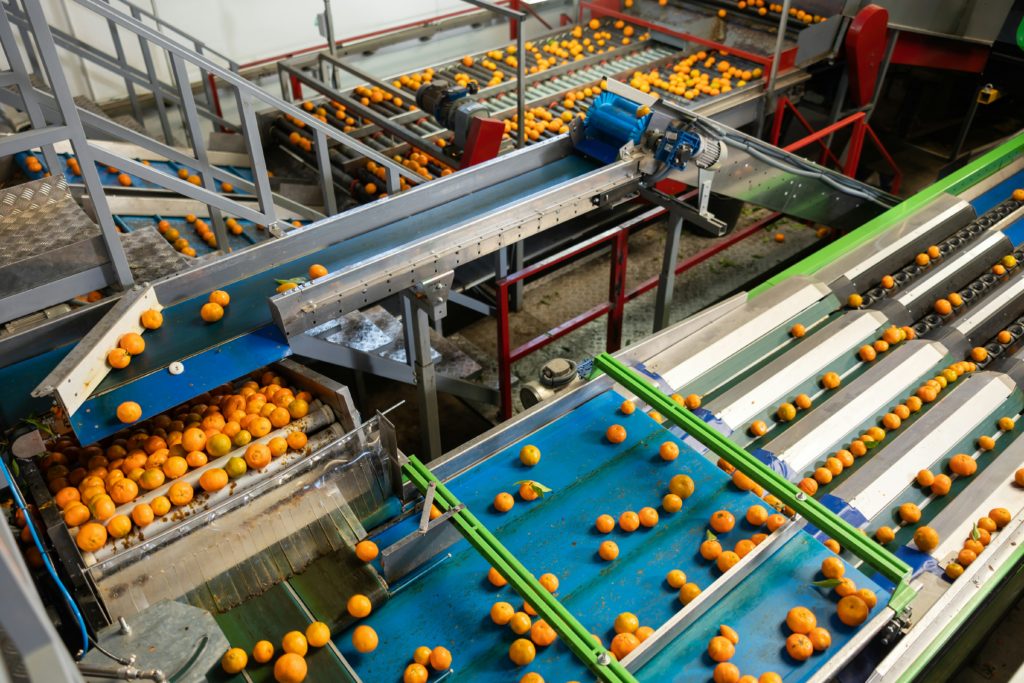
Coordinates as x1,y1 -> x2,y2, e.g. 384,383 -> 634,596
402,292 -> 443,460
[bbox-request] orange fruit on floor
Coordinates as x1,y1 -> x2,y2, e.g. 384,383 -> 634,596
913,526 -> 940,552
606,424 -> 627,443
610,632 -> 640,660
200,302 -> 224,322
76,521 -> 107,552
491,601 -> 514,625
710,510 -> 735,533
222,647 -> 248,673
116,401 -> 142,423
274,652 -> 308,683
140,309 -> 163,330
837,595 -> 869,626
199,468 -> 229,492
598,540 -> 619,561
107,348 -> 131,369
347,593 -> 372,618
168,481 -> 193,506
119,332 -> 145,355
281,631 -> 308,656
509,638 -> 536,665
786,633 -> 813,661
786,606 -> 816,634
808,626 -> 831,651
252,640 -> 274,663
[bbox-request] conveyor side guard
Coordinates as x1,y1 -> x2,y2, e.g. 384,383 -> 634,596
402,456 -> 638,683
591,353 -> 917,612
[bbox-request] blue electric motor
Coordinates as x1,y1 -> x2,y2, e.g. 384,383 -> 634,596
574,92 -> 652,164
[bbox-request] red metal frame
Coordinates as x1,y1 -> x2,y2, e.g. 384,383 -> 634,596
495,208 -> 780,418
770,97 -> 902,194
578,1 -> 787,71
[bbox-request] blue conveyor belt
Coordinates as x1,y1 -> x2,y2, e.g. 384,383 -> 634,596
969,167 -> 1024,246
342,390 -> 888,682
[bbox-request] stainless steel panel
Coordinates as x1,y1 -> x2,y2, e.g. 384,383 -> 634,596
709,309 -> 888,428
764,340 -> 949,475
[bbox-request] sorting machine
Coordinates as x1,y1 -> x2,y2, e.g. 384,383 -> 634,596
3,72 -> 1024,683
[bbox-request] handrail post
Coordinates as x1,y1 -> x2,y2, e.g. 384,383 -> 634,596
314,128 -> 338,215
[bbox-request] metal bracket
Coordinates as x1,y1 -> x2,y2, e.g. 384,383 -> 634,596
406,270 -> 454,323
591,177 -> 641,209
417,481 -> 465,534
639,187 -> 728,237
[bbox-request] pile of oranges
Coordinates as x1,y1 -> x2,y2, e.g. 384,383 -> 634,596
391,68 -> 436,94
222,620 -> 334,682
735,0 -> 826,23
401,645 -> 453,683
24,154 -> 45,176
156,218 -> 198,256
703,622 -> 781,683
39,368 -> 313,554
628,50 -> 761,101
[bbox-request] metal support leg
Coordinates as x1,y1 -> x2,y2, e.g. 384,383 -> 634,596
756,0 -> 792,140
516,18 -> 525,149
511,242 -> 524,311
653,212 -> 683,332
402,293 -> 442,461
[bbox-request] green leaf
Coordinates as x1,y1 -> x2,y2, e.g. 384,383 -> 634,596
811,578 -> 843,588
275,277 -> 307,285
971,523 -> 980,541
20,416 -> 55,438
514,480 -> 552,498
705,529 -> 717,542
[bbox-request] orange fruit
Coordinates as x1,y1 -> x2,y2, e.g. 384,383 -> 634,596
151,496 -> 171,516
847,294 -> 863,308
610,632 -> 640,659
595,514 -> 615,533
898,502 -> 921,523
107,348 -> 131,369
274,652 -> 308,683
355,539 -> 378,562
139,468 -> 165,491
916,470 -> 935,487
268,436 -> 288,457
808,626 -> 831,651
998,416 -> 1015,431
734,539 -> 755,558
530,620 -> 557,647
509,638 -> 536,665
199,468 -> 229,492
786,606 -> 816,634
666,569 -> 687,588
131,503 -> 154,527
209,290 -> 230,307
669,474 -> 695,498
537,572 -> 559,592
347,593 -> 372,618
428,645 -> 452,670
55,486 -> 81,509
281,631 -> 308,656
598,540 -> 619,561
222,647 -> 248,673
821,372 -> 841,389
837,595 -> 869,626
116,401 -> 142,424
708,635 -> 735,662
684,394 -> 701,409
777,403 -> 797,422
206,433 -> 232,457
108,478 -> 138,505
719,624 -> 739,645
636,626 -> 654,643
303,621 -> 330,648
286,431 -> 307,450
659,441 -> 680,461
824,539 -> 841,554
1016,469 -> 1024,487
491,601 -> 515,625
638,506 -> 659,527
946,562 -> 965,579
519,444 -> 541,466
606,424 -> 627,443
118,332 -> 145,355
958,548 -> 978,566
790,323 -> 806,337
931,474 -> 952,496
977,435 -> 995,451
168,481 -> 193,506
821,556 -> 844,579
786,633 -> 813,661
663,494 -> 683,513
710,510 -> 735,533
162,455 -> 187,479
269,407 -> 291,428
948,454 -> 976,476
106,514 -> 132,539
989,507 -> 1011,528
619,511 -> 640,532
835,577 -> 858,598
858,345 -> 876,362
287,399 -> 309,419
700,538 -> 722,560
716,551 -> 740,572
759,674 -> 783,683
488,566 -> 507,586
620,400 -> 636,414
813,468 -> 833,485
252,640 -> 274,663
857,588 -> 877,608
509,612 -> 532,635
308,263 -> 328,279
614,612 -> 639,634
766,514 -> 786,532
795,394 -> 812,410
140,308 -> 163,330
713,663 -> 740,683
245,443 -> 272,470
182,427 -> 207,452
798,478 -> 818,495
200,302 -> 224,322
678,582 -> 702,604
913,526 -> 940,552
749,420 -> 768,436
978,516 -> 997,532
76,522 -> 107,552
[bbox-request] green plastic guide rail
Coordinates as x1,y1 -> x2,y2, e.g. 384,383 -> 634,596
402,456 -> 639,683
591,353 -> 918,612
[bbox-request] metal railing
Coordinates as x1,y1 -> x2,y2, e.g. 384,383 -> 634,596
1,0 -> 429,255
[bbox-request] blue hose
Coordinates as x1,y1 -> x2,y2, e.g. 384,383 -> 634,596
0,455 -> 90,656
